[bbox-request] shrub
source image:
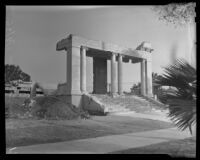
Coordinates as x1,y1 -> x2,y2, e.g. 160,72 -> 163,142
5,95 -> 91,120
30,95 -> 90,120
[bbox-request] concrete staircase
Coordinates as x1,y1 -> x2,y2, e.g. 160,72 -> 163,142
90,94 -> 168,114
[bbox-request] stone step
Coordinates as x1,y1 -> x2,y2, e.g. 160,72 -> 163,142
90,94 -> 167,114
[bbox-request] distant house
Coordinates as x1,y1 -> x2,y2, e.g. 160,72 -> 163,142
5,83 -> 15,93
5,80 -> 43,95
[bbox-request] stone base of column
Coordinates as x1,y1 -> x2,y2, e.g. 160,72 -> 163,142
71,94 -> 83,108
70,90 -> 82,95
147,93 -> 153,98
110,92 -> 118,98
81,91 -> 88,95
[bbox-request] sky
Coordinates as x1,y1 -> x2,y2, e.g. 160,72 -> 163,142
5,5 -> 194,91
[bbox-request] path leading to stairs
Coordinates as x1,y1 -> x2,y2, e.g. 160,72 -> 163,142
111,110 -> 171,122
7,127 -> 192,154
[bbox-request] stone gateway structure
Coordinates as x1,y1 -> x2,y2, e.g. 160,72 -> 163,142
56,34 -> 153,110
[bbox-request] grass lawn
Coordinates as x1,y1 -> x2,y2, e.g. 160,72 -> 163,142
108,137 -> 196,157
5,96 -> 195,157
6,115 -> 174,148
5,95 -> 172,148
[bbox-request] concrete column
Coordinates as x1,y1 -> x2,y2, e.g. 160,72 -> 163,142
118,54 -> 123,95
111,53 -> 117,95
80,46 -> 87,93
140,59 -> 146,96
66,46 -> 81,95
145,60 -> 153,97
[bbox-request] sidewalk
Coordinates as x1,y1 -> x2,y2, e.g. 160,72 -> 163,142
7,127 -> 192,154
111,111 -> 172,122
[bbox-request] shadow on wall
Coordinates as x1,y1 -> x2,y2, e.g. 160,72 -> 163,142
82,93 -> 107,115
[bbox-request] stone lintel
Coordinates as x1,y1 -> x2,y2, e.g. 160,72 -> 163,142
57,34 -> 152,60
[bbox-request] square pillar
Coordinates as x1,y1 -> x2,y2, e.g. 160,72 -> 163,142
145,60 -> 153,97
140,59 -> 146,96
64,45 -> 82,108
111,53 -> 117,95
118,54 -> 123,95
80,46 -> 87,93
66,45 -> 81,95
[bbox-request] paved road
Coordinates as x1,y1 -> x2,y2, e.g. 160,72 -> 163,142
7,127 -> 192,154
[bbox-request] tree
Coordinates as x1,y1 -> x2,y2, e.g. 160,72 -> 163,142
152,3 -> 196,67
152,3 -> 195,27
5,64 -> 31,83
130,82 -> 140,94
152,72 -> 162,96
130,72 -> 162,95
155,59 -> 196,134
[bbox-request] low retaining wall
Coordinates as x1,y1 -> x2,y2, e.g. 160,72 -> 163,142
82,93 -> 106,115
143,96 -> 168,108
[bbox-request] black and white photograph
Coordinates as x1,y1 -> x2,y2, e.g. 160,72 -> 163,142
5,4 -> 196,156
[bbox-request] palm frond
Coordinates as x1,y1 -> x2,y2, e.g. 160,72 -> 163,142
167,100 -> 196,134
155,59 -> 196,100
156,59 -> 196,134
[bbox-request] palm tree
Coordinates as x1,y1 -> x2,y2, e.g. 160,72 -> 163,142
155,59 -> 196,135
